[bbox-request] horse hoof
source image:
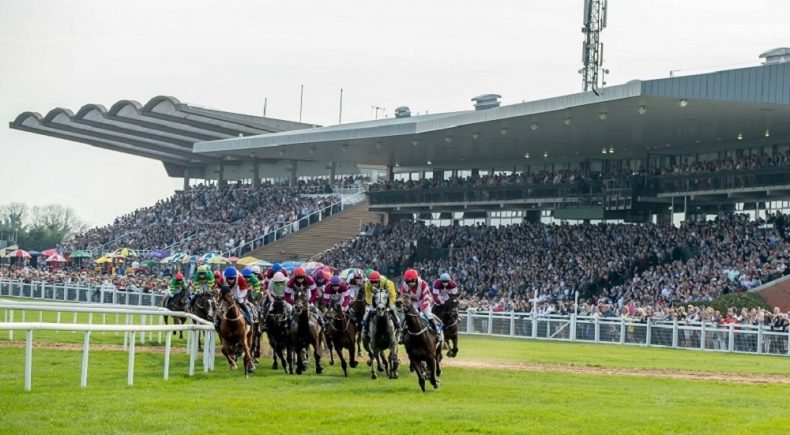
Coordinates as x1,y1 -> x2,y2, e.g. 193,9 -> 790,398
350,361 -> 358,368
254,358 -> 260,364
419,381 -> 426,392
330,361 -> 334,366
366,360 -> 372,367
371,374 -> 377,380
377,366 -> 384,373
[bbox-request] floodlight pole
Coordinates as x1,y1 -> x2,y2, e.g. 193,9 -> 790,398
581,0 -> 608,94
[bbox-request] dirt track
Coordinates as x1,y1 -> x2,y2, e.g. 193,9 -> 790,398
2,340 -> 787,385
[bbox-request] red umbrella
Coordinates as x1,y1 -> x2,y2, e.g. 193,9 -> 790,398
45,253 -> 68,263
41,249 -> 59,257
6,249 -> 31,259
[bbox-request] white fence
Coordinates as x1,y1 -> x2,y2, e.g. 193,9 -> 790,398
0,278 -> 166,307
0,298 -> 216,392
459,311 -> 790,357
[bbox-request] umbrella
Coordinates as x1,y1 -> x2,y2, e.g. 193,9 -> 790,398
252,259 -> 272,268
303,261 -> 324,274
280,261 -> 303,273
141,260 -> 159,268
161,252 -> 186,264
228,256 -> 239,263
181,255 -> 198,264
70,250 -> 93,259
237,256 -> 259,266
207,255 -> 229,265
340,268 -> 363,281
111,247 -> 138,258
6,249 -> 31,259
41,249 -> 59,257
29,251 -> 42,257
45,253 -> 68,263
200,252 -> 219,262
95,256 -> 113,264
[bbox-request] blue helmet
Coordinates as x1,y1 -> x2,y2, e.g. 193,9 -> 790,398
272,263 -> 283,272
330,276 -> 341,286
241,267 -> 253,278
440,273 -> 451,282
223,267 -> 238,279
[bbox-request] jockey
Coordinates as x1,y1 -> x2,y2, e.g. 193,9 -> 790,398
345,269 -> 364,300
166,272 -> 186,310
323,275 -> 351,311
241,267 -> 262,303
216,266 -> 253,329
286,267 -> 324,326
361,271 -> 401,342
399,268 -> 441,336
251,265 -> 264,283
432,272 -> 459,308
212,270 -> 223,289
312,268 -> 331,302
189,265 -> 214,308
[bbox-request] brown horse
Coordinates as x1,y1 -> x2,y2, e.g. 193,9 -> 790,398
265,298 -> 294,374
400,294 -> 442,391
348,297 -> 367,357
289,298 -> 324,375
217,289 -> 255,375
364,290 -> 399,380
325,301 -> 358,377
162,290 -> 190,339
433,296 -> 459,357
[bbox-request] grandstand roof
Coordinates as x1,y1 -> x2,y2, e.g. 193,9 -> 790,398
194,63 -> 790,169
9,95 -> 318,172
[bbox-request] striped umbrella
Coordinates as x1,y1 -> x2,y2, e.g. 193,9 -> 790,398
6,249 -> 31,259
45,253 -> 68,263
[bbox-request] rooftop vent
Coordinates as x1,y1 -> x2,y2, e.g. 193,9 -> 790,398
394,106 -> 411,118
759,47 -> 790,65
472,94 -> 501,111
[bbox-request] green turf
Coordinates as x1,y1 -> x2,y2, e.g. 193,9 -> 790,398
2,299 -> 790,434
457,335 -> 790,376
0,346 -> 787,435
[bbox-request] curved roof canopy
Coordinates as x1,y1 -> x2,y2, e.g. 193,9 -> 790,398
10,95 -> 317,166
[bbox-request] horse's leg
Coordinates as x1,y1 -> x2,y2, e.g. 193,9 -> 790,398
336,342 -> 348,377
370,351 -> 378,380
388,345 -> 399,379
313,338 -> 323,375
327,335 -> 335,366
348,336 -> 358,369
376,352 -> 385,373
427,355 -> 440,389
221,341 -> 236,370
412,358 -> 425,392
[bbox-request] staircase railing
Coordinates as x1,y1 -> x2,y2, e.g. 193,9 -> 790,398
222,190 -> 366,257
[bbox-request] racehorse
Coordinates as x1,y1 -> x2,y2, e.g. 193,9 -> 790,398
364,290 -> 398,380
433,296 -> 459,357
162,289 -> 190,339
400,294 -> 442,391
265,298 -> 293,374
348,296 -> 366,357
190,288 -> 217,350
324,300 -> 358,377
217,288 -> 255,375
289,298 -> 324,375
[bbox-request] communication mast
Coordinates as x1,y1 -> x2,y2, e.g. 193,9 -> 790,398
580,0 -> 608,95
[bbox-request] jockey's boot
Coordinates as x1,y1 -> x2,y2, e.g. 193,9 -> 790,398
238,300 -> 253,325
214,316 -> 221,333
428,317 -> 441,339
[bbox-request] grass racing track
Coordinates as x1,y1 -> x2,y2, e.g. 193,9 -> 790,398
1,328 -> 788,434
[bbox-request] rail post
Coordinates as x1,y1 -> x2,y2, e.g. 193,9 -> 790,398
80,331 -> 90,387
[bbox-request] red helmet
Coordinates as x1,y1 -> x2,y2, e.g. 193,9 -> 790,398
403,269 -> 418,281
368,271 -> 381,282
175,273 -> 184,280
213,271 -> 221,279
294,267 -> 306,277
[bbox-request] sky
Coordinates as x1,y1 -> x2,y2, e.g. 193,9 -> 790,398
0,0 -> 787,227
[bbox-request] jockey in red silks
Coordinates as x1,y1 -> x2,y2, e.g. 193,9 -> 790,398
323,275 -> 351,311
285,267 -> 324,326
432,272 -> 459,307
399,268 -> 441,334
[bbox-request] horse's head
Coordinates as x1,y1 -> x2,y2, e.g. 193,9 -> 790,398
373,290 -> 389,313
400,294 -> 414,313
218,286 -> 235,307
446,295 -> 459,314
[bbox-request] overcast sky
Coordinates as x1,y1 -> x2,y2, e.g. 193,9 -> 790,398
1,0 -> 787,227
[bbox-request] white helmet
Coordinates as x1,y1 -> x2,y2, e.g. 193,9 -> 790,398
272,272 -> 287,283
251,265 -> 261,274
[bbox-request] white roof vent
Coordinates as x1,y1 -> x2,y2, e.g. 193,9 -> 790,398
759,47 -> 790,65
394,106 -> 411,118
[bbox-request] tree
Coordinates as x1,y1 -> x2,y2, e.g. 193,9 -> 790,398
0,203 -> 88,251
0,202 -> 27,244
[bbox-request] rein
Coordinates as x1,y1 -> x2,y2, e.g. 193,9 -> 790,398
404,311 -> 429,337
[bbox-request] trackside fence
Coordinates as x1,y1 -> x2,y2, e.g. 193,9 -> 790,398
459,311 -> 790,357
0,299 -> 216,392
0,279 -> 166,307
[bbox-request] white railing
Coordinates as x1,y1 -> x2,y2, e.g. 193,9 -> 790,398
0,298 -> 216,391
458,311 -> 790,357
0,278 -> 167,307
225,190 -> 367,257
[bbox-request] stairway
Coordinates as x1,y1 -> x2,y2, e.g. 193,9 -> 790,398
248,199 -> 383,262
